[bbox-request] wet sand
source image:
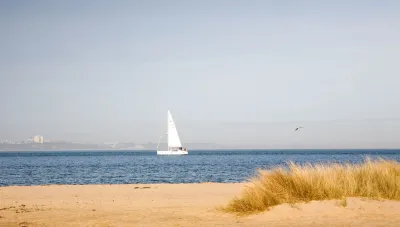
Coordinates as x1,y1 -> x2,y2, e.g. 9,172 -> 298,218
1,183 -> 399,227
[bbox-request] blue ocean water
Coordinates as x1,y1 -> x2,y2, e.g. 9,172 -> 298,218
0,149 -> 399,186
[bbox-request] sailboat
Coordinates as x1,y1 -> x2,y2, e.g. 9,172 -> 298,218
157,110 -> 189,155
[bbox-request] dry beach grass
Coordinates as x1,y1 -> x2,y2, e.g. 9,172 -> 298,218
224,157 -> 400,215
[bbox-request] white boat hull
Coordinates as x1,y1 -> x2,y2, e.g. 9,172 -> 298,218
157,150 -> 188,155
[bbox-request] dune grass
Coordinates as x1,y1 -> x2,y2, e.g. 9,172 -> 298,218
224,157 -> 400,215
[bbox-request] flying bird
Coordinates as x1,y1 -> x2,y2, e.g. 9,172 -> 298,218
294,126 -> 303,131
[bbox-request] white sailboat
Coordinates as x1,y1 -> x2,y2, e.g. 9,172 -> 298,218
157,110 -> 188,155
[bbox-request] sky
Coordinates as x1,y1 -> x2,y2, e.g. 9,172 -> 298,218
1,1 -> 400,148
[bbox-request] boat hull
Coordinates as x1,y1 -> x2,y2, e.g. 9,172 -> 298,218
157,150 -> 188,155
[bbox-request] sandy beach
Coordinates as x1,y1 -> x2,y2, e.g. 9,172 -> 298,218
1,183 -> 399,227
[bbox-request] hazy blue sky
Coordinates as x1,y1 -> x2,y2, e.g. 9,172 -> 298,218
1,1 -> 400,148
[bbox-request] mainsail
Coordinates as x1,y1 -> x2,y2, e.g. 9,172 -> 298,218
167,110 -> 182,148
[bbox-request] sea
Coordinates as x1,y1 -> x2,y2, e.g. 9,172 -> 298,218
1,149 -> 400,186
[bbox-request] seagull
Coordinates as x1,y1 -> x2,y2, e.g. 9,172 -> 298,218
294,126 -> 303,131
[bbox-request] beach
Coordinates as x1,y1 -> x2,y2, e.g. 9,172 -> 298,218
1,183 -> 399,227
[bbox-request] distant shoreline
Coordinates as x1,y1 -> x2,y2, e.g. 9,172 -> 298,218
1,148 -> 400,152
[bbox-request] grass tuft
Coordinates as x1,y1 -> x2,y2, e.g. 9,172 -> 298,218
340,197 -> 348,207
224,157 -> 400,215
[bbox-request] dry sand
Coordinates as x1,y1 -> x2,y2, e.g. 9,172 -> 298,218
1,183 -> 399,227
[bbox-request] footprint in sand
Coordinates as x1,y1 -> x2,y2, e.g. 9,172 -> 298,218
19,222 -> 31,227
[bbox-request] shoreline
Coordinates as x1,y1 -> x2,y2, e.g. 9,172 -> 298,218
0,182 -> 247,188
1,183 -> 400,226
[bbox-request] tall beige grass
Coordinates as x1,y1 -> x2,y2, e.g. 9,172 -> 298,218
224,157 -> 400,215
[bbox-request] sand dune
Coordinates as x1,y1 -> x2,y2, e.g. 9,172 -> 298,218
1,183 -> 399,226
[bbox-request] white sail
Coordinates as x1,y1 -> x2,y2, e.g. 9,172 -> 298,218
167,110 -> 182,148
157,110 -> 188,155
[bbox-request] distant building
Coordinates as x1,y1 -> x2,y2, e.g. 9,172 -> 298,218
32,135 -> 44,144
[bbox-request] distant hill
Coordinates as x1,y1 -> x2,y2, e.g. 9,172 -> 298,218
0,142 -> 223,151
143,142 -> 223,150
